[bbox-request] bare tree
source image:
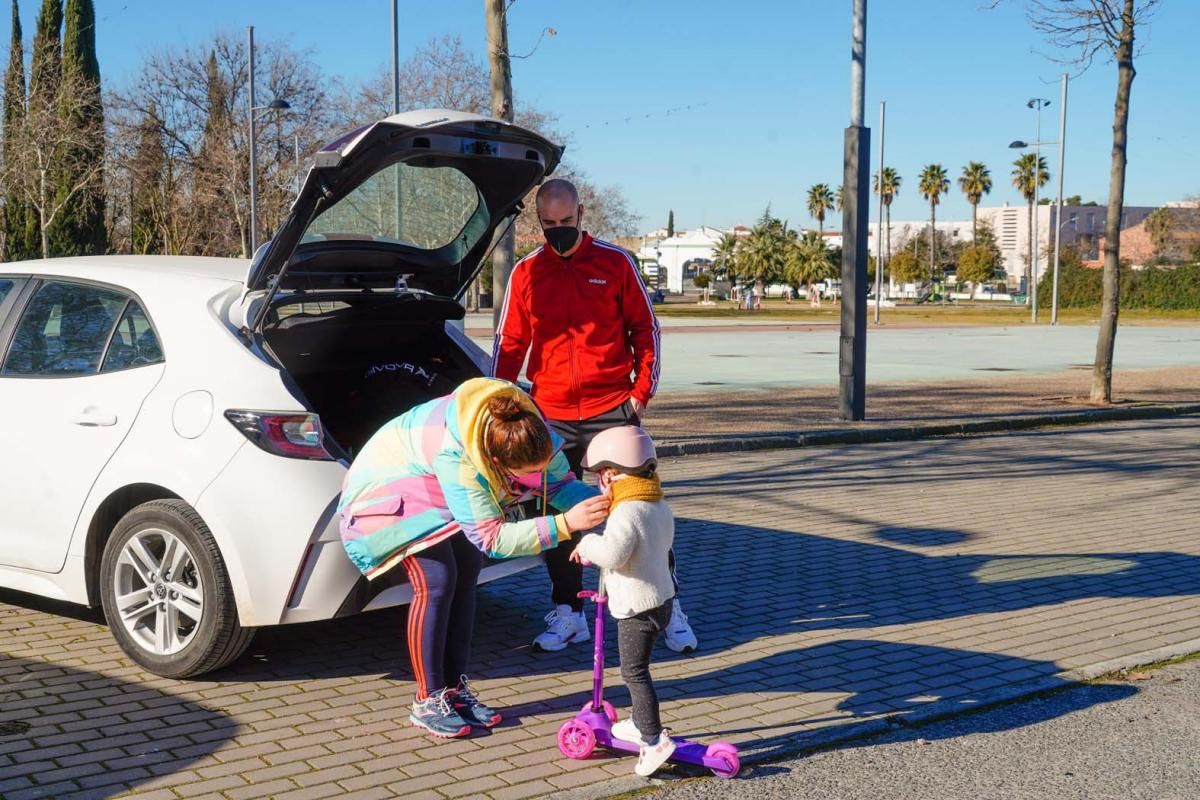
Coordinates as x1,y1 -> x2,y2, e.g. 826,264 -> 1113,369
2,65 -> 105,259
1004,0 -> 1160,402
108,32 -> 340,258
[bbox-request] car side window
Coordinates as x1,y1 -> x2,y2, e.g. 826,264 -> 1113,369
1,281 -> 127,377
101,301 -> 164,372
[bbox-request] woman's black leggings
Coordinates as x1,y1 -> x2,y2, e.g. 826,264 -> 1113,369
402,533 -> 483,700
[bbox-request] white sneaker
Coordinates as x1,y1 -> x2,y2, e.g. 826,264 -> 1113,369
532,605 -> 590,652
663,599 -> 698,653
635,729 -> 676,776
611,717 -> 643,743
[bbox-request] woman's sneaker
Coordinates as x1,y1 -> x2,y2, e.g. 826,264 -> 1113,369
635,729 -> 676,776
410,688 -> 471,738
532,605 -> 590,651
451,675 -> 502,728
663,599 -> 698,653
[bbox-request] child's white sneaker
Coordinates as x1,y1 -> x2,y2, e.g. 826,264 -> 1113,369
663,599 -> 698,653
635,729 -> 676,776
611,717 -> 643,743
532,605 -> 590,651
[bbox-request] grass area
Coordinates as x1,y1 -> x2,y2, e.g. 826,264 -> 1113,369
653,299 -> 1200,326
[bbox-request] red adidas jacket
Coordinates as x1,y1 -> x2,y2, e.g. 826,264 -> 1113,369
491,232 -> 661,421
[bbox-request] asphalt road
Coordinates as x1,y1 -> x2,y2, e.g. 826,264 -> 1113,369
471,324 -> 1200,392
641,658 -> 1200,800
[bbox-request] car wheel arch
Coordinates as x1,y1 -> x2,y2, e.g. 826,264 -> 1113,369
84,483 -> 182,607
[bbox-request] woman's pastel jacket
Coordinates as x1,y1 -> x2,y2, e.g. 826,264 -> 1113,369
339,378 -> 598,579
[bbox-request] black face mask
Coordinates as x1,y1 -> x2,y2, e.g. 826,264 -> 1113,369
544,225 -> 580,256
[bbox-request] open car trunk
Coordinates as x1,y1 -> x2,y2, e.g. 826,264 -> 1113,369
261,293 -> 481,457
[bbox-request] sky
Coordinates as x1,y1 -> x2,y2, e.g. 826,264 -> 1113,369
4,0 -> 1198,234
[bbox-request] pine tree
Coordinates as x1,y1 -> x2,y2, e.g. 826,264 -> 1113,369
51,0 -> 106,255
129,104 -> 164,254
25,0 -> 61,257
2,0 -> 37,260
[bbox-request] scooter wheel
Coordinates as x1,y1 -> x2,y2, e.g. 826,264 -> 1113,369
705,741 -> 740,778
557,719 -> 597,760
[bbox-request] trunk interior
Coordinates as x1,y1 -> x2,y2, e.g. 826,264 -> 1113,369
261,294 -> 480,457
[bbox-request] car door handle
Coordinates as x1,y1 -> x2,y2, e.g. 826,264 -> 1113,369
71,410 -> 118,427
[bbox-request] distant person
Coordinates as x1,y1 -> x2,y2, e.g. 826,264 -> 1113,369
492,178 -> 698,654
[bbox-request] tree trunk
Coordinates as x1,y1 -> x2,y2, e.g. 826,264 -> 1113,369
486,0 -> 515,328
1091,0 -> 1136,404
38,166 -> 49,259
972,202 -> 978,245
929,203 -> 936,286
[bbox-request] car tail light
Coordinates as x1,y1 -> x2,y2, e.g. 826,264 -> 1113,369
224,410 -> 333,460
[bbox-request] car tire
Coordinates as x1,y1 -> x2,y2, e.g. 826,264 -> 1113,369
99,499 -> 254,678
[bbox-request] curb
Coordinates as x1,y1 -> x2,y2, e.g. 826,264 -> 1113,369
553,636 -> 1200,800
655,402 -> 1200,459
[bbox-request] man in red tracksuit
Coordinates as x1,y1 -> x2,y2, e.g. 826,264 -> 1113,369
492,179 -> 697,654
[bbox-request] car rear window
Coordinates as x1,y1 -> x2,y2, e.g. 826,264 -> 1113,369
303,162 -> 484,252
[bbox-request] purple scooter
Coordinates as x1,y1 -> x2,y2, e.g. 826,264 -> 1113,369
555,578 -> 740,778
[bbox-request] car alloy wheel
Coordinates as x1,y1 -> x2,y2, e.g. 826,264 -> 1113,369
112,526 -> 205,656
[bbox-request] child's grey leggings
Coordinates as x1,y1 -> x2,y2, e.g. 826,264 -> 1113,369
617,599 -> 673,743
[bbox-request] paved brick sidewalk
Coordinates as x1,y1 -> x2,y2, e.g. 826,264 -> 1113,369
3,418 -> 1200,800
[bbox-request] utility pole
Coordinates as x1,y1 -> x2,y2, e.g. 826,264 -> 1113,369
486,0 -> 515,328
839,0 -> 870,420
1051,73 -> 1068,326
874,100 -> 885,325
247,25 -> 258,255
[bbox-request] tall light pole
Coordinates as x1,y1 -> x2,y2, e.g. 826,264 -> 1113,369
1025,98 -> 1050,322
874,99 -> 885,325
1051,73 -> 1068,325
247,25 -> 290,255
838,0 -> 870,420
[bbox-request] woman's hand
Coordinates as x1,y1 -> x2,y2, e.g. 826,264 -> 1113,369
564,495 -> 609,533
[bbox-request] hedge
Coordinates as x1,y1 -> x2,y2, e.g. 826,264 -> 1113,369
1037,256 -> 1200,310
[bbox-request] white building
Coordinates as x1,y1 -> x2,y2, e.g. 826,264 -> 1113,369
636,225 -> 727,293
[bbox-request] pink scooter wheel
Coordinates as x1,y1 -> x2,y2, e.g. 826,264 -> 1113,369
557,719 -> 597,759
579,700 -> 619,724
705,741 -> 740,778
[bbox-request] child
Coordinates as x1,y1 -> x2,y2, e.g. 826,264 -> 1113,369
569,425 -> 678,776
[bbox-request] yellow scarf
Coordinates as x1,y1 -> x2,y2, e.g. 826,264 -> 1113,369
608,474 -> 664,511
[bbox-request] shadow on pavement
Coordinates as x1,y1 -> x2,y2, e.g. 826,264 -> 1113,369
0,646 -> 236,799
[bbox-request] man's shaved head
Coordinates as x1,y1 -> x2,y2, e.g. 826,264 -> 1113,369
536,179 -> 579,208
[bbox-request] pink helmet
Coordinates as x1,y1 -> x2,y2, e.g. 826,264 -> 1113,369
583,425 -> 658,474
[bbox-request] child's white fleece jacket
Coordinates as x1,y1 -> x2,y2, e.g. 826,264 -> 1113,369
575,499 -> 675,619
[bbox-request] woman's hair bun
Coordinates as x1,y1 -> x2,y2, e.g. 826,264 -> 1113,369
488,394 -> 525,422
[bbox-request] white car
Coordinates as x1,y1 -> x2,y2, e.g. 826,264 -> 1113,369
0,110 -> 562,677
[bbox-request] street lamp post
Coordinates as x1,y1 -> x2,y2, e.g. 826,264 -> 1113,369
838,0 -> 870,420
1009,96 -> 1056,325
246,25 -> 290,255
1051,73 -> 1069,326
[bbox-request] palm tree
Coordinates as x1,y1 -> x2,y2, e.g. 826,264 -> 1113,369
807,183 -> 835,238
785,230 -> 836,291
1011,152 -> 1050,298
835,186 -> 844,214
712,232 -> 740,280
958,161 -> 993,244
918,164 -> 950,286
873,167 -> 901,290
